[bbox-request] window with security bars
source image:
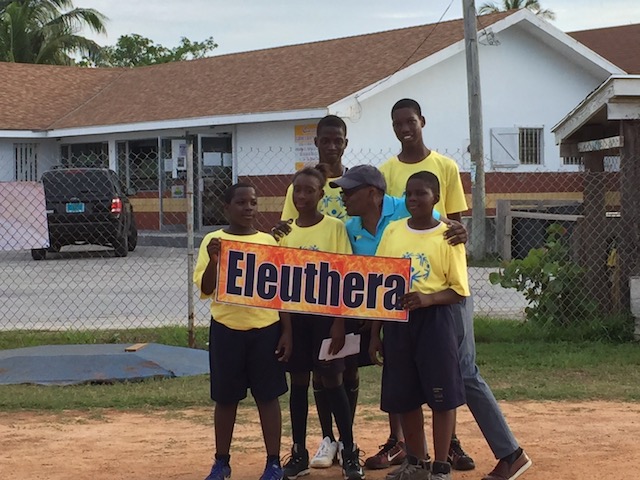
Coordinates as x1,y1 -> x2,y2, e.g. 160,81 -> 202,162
490,127 -> 544,167
563,155 -> 583,165
518,128 -> 543,165
14,143 -> 38,181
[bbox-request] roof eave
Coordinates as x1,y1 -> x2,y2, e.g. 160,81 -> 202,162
26,108 -> 328,139
552,75 -> 640,143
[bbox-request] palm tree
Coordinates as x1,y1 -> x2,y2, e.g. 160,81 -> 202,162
0,0 -> 107,65
478,0 -> 556,21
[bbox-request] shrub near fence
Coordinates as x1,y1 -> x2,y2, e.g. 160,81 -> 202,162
0,147 -> 635,344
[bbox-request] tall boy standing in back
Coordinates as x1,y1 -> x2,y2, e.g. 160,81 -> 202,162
377,98 -> 531,480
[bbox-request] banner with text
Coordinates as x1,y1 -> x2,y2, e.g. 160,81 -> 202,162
216,240 -> 410,321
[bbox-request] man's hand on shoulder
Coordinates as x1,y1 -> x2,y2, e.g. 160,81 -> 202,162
441,218 -> 468,245
271,219 -> 293,240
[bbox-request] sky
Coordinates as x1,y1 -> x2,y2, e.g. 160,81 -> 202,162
78,0 -> 640,56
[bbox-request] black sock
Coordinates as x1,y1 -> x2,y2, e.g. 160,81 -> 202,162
313,379 -> 335,441
343,375 -> 359,426
215,453 -> 230,463
267,454 -> 280,466
502,447 -> 523,465
325,384 -> 353,450
432,461 -> 451,474
290,384 -> 309,449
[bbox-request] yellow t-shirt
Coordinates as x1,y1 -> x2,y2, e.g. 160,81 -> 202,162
278,215 -> 352,254
378,151 -> 467,217
281,177 -> 348,222
194,230 -> 280,330
376,219 -> 470,297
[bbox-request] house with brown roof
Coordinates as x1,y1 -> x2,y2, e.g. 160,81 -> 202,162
0,9 -> 634,231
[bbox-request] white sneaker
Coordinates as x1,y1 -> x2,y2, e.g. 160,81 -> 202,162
337,440 -> 344,467
309,436 -> 338,469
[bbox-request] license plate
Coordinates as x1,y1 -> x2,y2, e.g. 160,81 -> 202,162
66,202 -> 85,213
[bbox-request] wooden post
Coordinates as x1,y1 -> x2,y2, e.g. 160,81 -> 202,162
582,151 -> 609,311
618,120 -> 640,311
463,0 -> 487,260
495,199 -> 512,261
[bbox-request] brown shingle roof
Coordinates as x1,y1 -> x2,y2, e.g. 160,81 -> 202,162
569,23 -> 640,74
50,12 -> 512,130
0,63 -> 124,130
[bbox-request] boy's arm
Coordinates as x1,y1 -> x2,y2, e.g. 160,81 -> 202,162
276,312 -> 292,362
368,320 -> 383,366
329,317 -> 346,355
400,288 -> 463,310
199,238 -> 221,296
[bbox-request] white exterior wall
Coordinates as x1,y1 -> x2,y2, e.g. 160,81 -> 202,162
236,120 -> 320,176
343,24 -> 607,173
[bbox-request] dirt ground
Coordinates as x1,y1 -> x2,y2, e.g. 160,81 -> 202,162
1,401 -> 639,480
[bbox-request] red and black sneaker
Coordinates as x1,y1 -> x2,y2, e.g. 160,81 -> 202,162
448,436 -> 476,471
364,438 -> 406,470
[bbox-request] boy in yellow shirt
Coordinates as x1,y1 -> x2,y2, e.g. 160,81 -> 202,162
374,171 -> 469,480
194,183 -> 291,480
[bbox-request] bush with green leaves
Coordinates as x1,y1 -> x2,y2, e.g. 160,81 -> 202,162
489,223 -> 599,325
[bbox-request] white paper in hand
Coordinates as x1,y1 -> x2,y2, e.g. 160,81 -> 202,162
318,333 -> 361,361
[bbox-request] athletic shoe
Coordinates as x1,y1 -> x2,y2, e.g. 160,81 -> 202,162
482,450 -> 532,480
204,458 -> 231,480
364,438 -> 406,469
431,460 -> 452,480
337,440 -> 345,467
282,444 -> 310,479
448,436 -> 475,471
384,457 -> 430,480
310,436 -> 338,468
342,444 -> 365,480
260,459 -> 284,480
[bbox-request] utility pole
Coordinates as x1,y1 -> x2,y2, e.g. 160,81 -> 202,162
463,0 -> 487,259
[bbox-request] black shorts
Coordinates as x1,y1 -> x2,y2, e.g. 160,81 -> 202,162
209,318 -> 288,404
285,313 -> 345,376
345,319 -> 374,369
380,305 -> 466,413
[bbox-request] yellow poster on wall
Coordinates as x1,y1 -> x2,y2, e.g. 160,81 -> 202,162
216,239 -> 410,322
294,123 -> 318,170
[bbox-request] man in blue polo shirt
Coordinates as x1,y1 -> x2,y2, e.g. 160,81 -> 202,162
330,164 -> 440,256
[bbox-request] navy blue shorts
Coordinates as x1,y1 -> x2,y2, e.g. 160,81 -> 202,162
285,313 -> 345,375
380,305 -> 466,413
345,319 -> 374,368
208,318 -> 288,404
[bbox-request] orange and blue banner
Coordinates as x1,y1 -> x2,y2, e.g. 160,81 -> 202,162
216,240 -> 410,321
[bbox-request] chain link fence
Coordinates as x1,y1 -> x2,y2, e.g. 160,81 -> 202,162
1,144 -> 637,345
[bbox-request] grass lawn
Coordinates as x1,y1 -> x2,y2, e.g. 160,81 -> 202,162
1,319 -> 639,410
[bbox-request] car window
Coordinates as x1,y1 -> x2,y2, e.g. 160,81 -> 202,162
43,171 -> 115,198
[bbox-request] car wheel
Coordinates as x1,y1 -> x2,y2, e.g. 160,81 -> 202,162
127,216 -> 138,252
113,233 -> 129,257
31,248 -> 47,260
47,242 -> 61,253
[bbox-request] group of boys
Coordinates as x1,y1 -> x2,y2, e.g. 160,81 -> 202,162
194,99 -> 532,480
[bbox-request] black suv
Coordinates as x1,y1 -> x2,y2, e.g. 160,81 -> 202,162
31,168 -> 138,260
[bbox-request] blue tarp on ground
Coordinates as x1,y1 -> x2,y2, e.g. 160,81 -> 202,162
0,343 -> 209,385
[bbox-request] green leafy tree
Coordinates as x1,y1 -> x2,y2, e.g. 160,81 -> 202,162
0,0 -> 107,64
478,0 -> 556,20
84,33 -> 218,67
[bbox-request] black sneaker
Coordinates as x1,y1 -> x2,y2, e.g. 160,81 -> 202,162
282,444 -> 310,479
342,444 -> 365,480
448,436 -> 475,471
